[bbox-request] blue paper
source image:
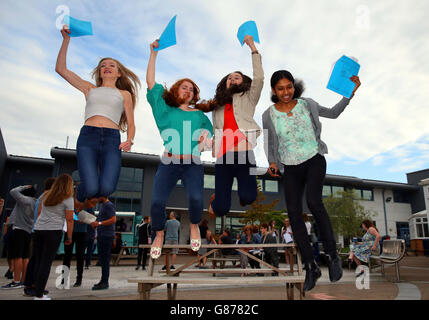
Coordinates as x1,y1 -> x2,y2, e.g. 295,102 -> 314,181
73,213 -> 78,221
154,15 -> 177,51
64,15 -> 93,37
237,21 -> 260,46
327,55 -> 360,98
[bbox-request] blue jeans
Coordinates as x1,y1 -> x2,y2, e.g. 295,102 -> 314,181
150,160 -> 204,231
212,151 -> 258,217
97,236 -> 113,284
76,125 -> 121,202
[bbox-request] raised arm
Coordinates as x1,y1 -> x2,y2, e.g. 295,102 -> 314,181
317,76 -> 361,119
55,25 -> 95,96
146,40 -> 159,91
10,185 -> 34,206
243,35 -> 264,107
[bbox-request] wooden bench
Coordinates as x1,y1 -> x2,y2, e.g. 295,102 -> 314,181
207,252 -> 240,269
369,239 -> 406,282
129,275 -> 305,300
128,243 -> 305,300
159,267 -> 298,277
111,246 -> 139,266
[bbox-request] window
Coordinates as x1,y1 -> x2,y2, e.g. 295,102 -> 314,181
232,178 -> 238,191
322,185 -> 332,197
362,189 -> 373,201
352,188 -> 374,201
109,167 -> 143,212
332,186 -> 344,197
393,190 -> 411,203
416,217 -> 429,238
204,175 -> 215,189
265,180 -> 278,193
215,216 -> 246,236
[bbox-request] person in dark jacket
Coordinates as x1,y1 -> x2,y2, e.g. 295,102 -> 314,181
136,216 -> 151,270
260,222 -> 279,276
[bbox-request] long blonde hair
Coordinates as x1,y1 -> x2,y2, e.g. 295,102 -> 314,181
91,57 -> 141,132
43,174 -> 74,207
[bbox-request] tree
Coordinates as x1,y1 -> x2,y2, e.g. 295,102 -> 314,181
239,184 -> 280,225
323,189 -> 375,239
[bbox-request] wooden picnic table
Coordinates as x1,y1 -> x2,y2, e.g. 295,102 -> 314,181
111,246 -> 139,266
128,243 -> 305,300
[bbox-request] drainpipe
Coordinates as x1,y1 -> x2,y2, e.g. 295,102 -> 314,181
382,189 -> 389,236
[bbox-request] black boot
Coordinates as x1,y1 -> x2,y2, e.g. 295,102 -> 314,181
303,261 -> 321,292
327,252 -> 343,282
73,278 -> 82,287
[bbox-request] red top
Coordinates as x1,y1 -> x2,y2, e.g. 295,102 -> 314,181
218,103 -> 247,158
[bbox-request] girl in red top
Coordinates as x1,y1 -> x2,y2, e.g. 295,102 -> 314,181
200,35 -> 264,218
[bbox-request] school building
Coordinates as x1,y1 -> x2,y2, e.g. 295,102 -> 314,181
1,128 -> 428,253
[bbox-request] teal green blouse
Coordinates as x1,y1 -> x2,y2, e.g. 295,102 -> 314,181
270,99 -> 318,165
147,83 -> 213,156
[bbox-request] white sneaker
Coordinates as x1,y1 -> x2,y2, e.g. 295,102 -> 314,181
34,295 -> 51,300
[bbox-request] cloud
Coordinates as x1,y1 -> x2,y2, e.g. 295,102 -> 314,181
1,0 -> 429,183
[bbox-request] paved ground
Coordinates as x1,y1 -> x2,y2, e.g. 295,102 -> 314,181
0,255 -> 428,300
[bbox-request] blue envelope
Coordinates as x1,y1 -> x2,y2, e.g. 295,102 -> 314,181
327,55 -> 360,98
154,15 -> 177,51
64,15 -> 93,37
237,21 -> 260,46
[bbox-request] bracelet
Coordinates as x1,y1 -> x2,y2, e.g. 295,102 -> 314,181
251,50 -> 259,55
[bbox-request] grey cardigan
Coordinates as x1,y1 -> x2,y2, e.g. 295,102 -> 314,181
262,97 -> 351,173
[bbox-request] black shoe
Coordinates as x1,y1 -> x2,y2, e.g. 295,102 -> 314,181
73,279 -> 82,287
23,287 -> 36,297
135,265 -> 140,270
327,253 -> 343,282
162,265 -> 167,270
23,287 -> 49,297
92,282 -> 109,290
303,261 -> 321,292
4,269 -> 13,279
85,266 -> 89,270
355,268 -> 365,278
142,267 -> 146,271
170,265 -> 175,270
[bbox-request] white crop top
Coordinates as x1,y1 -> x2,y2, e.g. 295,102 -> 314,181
85,87 -> 124,125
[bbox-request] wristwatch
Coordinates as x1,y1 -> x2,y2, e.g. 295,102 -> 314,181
98,221 -> 102,226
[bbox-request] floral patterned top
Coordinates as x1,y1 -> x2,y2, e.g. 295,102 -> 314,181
270,99 -> 319,165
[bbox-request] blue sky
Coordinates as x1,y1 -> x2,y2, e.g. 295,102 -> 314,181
1,0 -> 428,183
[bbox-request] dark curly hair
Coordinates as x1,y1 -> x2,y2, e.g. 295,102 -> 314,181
197,71 -> 252,112
270,70 -> 305,103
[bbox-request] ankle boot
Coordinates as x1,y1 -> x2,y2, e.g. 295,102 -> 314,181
303,261 -> 321,292
327,252 -> 343,282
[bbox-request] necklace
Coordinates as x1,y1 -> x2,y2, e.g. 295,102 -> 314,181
275,101 -> 296,117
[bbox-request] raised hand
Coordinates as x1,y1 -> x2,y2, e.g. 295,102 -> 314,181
61,24 -> 71,40
350,76 -> 361,98
243,35 -> 257,52
150,39 -> 160,54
